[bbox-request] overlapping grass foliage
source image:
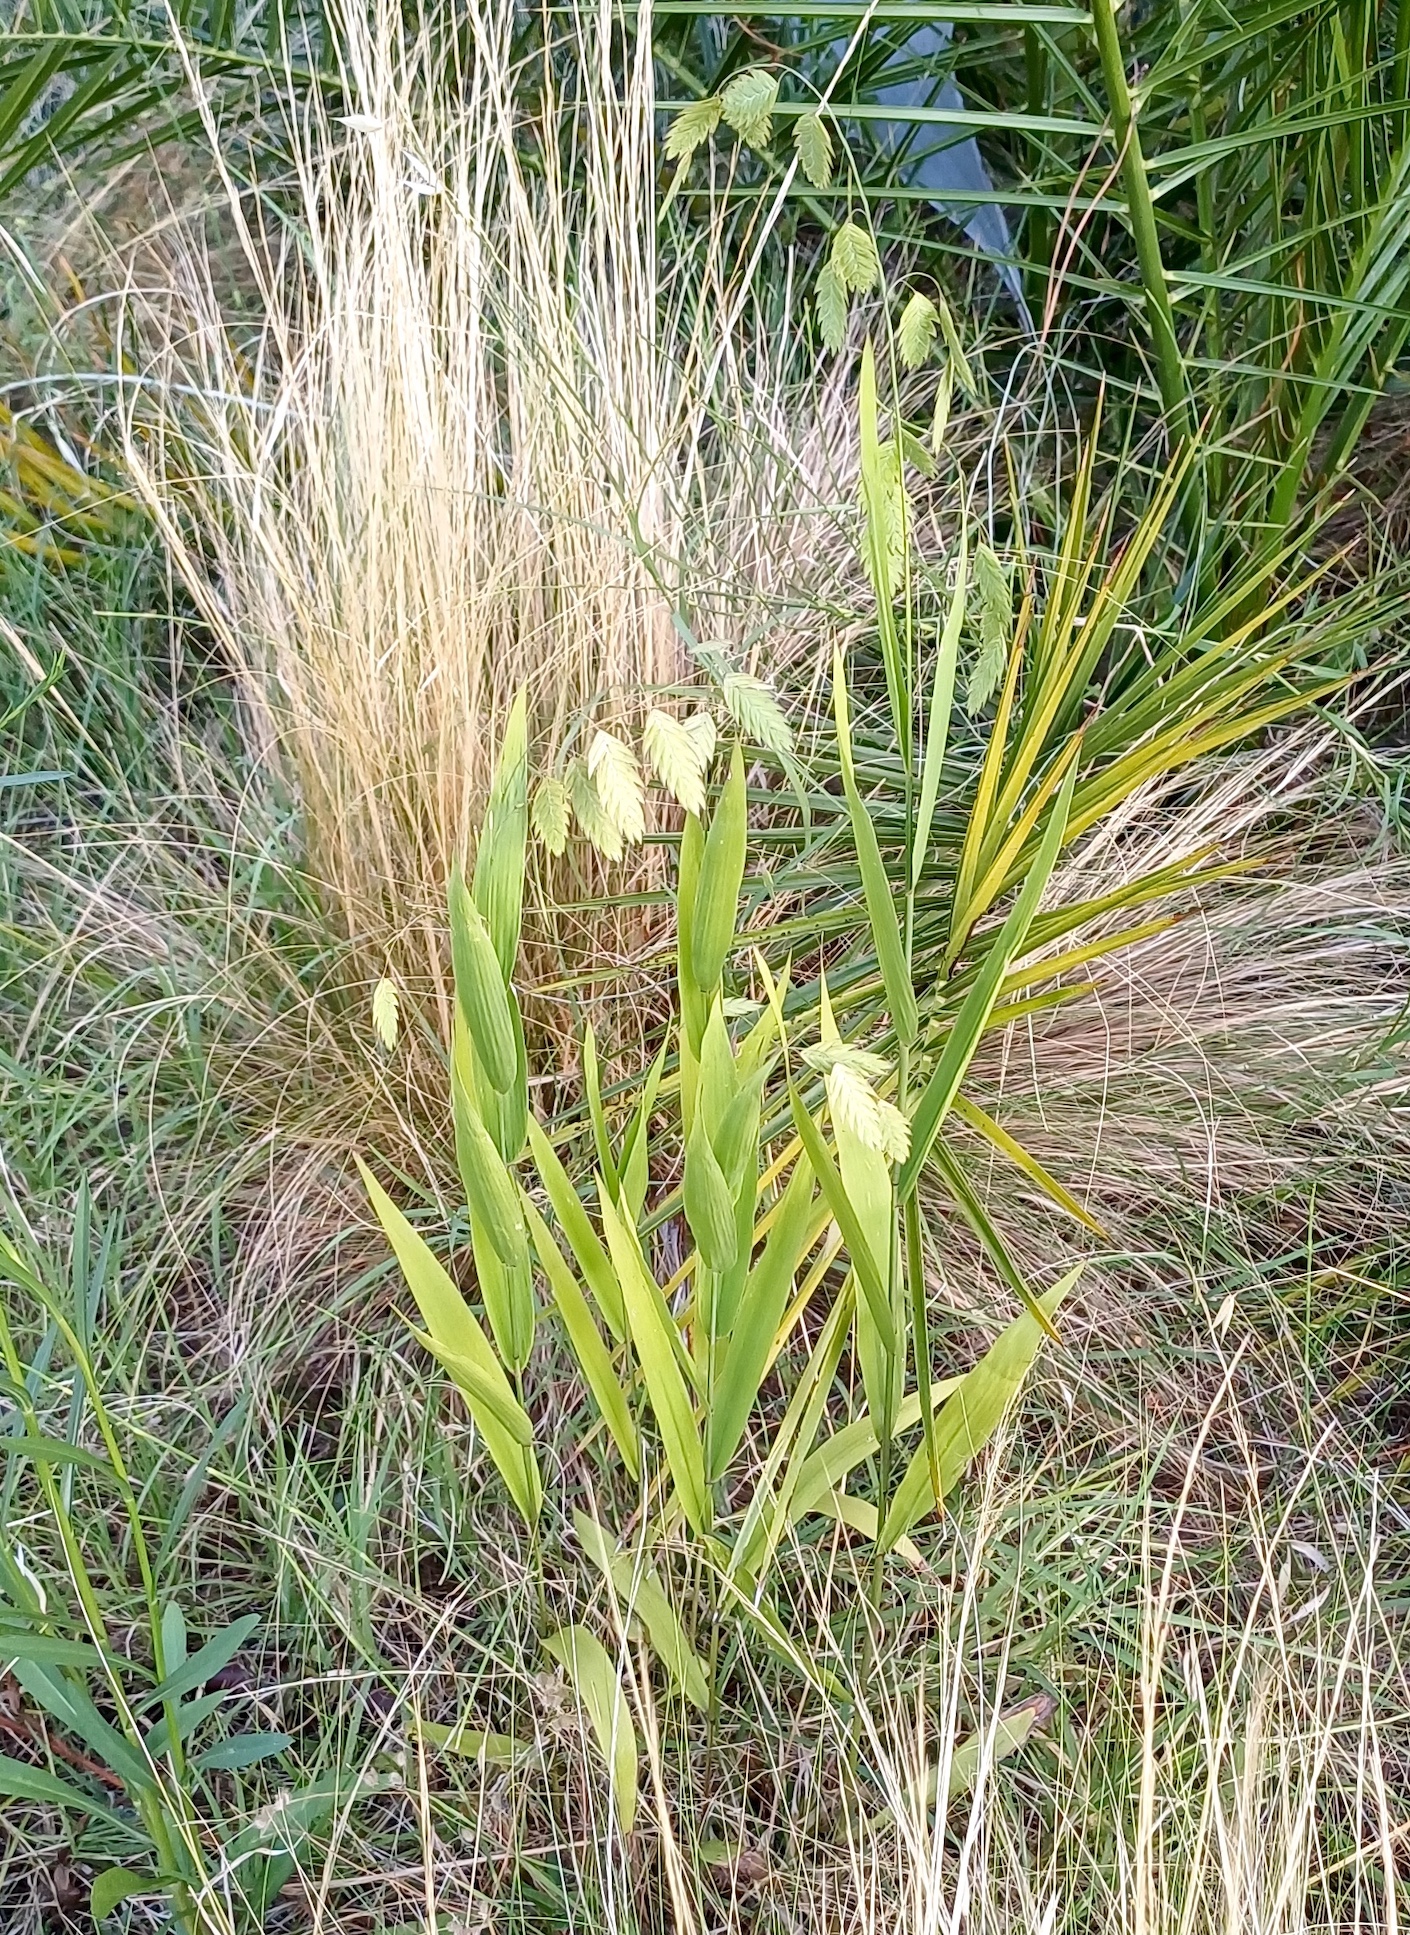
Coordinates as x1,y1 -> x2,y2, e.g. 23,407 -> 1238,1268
654,0 -> 1410,549
0,1205 -> 1402,1934
0,1 -> 1408,1931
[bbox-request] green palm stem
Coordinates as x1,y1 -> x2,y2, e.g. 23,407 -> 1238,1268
1089,0 -> 1193,449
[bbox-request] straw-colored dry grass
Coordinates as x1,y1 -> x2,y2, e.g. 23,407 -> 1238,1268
939,723 -> 1410,1316
113,0 -> 875,1042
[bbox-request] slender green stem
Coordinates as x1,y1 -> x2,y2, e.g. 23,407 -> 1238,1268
702,1556 -> 723,1804
870,1430 -> 892,1611
1182,5 -> 1223,508
518,1367 -> 550,1639
903,1189 -> 938,1495
1024,26 -> 1056,303
1089,0 -> 1191,445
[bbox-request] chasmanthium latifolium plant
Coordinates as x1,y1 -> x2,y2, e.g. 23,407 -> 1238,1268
358,672 -> 1077,1816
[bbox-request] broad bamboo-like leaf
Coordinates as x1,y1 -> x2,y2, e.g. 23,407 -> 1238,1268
949,604 -> 1029,957
787,1376 -> 962,1529
598,1187 -> 709,1536
729,1286 -> 855,1587
880,1267 -> 1082,1551
582,1022 -> 618,1198
466,1214 -> 536,1376
416,1720 -> 534,1765
691,746 -> 747,997
478,986 -> 529,1164
450,1023 -> 534,1368
708,1152 -> 817,1479
527,1117 -> 626,1341
912,515 -> 966,891
543,1626 -> 638,1832
994,914 -> 1177,1010
677,809 -> 708,1064
524,1200 -> 639,1478
471,688 -> 529,976
449,869 -> 517,1093
810,1488 -> 924,1568
574,1514 -> 710,1711
411,1332 -> 534,1446
684,1120 -> 738,1274
357,1160 -> 541,1527
819,976 -> 903,1440
957,739 -> 1079,947
858,341 -> 909,720
787,1086 -> 894,1355
614,1043 -> 667,1232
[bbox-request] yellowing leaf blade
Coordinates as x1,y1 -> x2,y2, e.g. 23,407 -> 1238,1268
879,1266 -> 1081,1550
543,1626 -> 638,1831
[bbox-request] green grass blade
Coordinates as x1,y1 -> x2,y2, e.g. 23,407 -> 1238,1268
834,649 -> 918,1046
527,1117 -> 627,1342
542,1626 -> 638,1832
356,1159 -> 541,1527
788,1086 -> 895,1355
471,687 -> 529,977
899,752 -> 1080,1203
525,1201 -> 639,1479
598,1187 -> 709,1536
708,1154 -> 816,1480
929,1142 -> 1060,1338
574,1513 -> 710,1711
880,1265 -> 1082,1550
911,514 -> 966,892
